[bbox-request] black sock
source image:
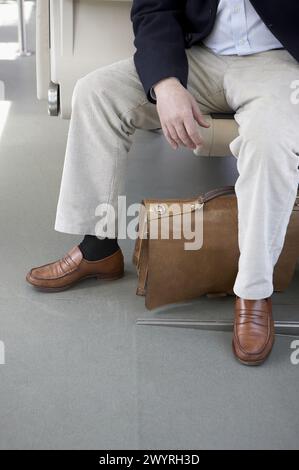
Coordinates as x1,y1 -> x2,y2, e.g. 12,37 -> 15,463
79,235 -> 119,261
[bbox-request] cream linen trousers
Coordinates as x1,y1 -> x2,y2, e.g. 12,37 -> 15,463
55,45 -> 299,299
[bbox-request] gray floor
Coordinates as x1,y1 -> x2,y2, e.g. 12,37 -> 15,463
0,3 -> 299,450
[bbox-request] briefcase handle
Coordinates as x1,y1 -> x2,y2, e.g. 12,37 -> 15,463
199,186 -> 235,204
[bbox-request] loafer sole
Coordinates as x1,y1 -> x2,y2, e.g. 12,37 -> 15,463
26,270 -> 124,292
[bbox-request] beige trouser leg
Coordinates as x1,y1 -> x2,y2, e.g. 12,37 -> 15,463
54,46 -> 231,235
223,49 -> 299,299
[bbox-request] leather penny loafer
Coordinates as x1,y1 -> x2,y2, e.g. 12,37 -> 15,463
233,297 -> 274,366
26,246 -> 124,291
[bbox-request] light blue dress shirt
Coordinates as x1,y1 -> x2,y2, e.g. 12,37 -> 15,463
203,0 -> 283,55
151,0 -> 283,99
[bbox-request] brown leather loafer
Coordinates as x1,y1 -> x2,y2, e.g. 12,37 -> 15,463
232,297 -> 274,366
26,246 -> 124,292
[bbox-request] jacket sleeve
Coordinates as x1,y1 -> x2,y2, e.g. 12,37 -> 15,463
131,1 -> 188,103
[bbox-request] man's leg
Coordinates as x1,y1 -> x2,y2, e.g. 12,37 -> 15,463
55,57 -> 160,236
27,48 -> 231,291
224,50 -> 299,364
27,57 -> 160,289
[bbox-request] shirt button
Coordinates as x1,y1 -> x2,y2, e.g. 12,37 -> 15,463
239,39 -> 245,45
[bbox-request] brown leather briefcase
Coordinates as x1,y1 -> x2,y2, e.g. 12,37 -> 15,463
133,186 -> 299,310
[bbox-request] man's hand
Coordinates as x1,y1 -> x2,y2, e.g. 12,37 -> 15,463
154,77 -> 210,150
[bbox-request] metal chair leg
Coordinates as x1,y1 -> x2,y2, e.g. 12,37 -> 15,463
17,0 -> 32,57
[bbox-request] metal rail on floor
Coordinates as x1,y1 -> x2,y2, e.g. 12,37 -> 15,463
136,319 -> 299,337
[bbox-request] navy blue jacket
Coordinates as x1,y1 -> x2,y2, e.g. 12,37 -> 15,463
131,0 -> 299,103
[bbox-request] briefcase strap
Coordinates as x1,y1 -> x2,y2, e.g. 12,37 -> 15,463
200,186 -> 235,204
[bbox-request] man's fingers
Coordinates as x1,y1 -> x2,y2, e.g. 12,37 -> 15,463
167,124 -> 185,148
192,103 -> 210,128
162,124 -> 178,150
164,118 -> 202,150
184,115 -> 204,147
160,97 -> 208,150
175,122 -> 196,149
